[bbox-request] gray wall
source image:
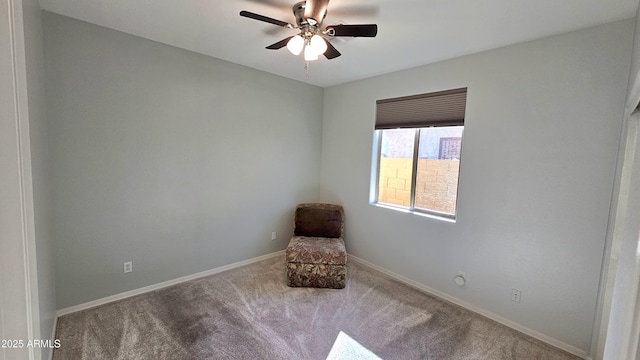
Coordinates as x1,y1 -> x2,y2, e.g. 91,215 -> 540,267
23,0 -> 57,358
626,7 -> 640,117
43,12 -> 323,309
319,20 -> 633,353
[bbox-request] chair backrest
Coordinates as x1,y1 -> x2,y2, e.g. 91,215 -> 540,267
294,203 -> 344,238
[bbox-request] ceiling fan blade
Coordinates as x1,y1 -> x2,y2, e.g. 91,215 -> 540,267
326,24 -> 378,37
304,0 -> 330,24
323,39 -> 341,59
240,10 -> 291,27
266,36 -> 294,50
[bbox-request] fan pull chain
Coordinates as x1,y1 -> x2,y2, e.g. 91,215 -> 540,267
305,61 -> 310,79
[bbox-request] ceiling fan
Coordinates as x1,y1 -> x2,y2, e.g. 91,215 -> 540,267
240,0 -> 378,61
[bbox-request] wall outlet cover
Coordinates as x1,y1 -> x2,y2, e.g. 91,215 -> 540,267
511,289 -> 521,303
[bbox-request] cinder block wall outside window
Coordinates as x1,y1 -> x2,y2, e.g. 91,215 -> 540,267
378,158 -> 459,214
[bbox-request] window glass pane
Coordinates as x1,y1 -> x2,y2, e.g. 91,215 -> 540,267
377,129 -> 415,208
414,126 -> 463,215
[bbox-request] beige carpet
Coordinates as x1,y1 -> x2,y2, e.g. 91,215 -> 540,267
53,256 -> 581,360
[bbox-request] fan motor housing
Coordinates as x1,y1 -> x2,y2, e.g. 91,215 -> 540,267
293,1 -> 326,28
293,2 -> 307,27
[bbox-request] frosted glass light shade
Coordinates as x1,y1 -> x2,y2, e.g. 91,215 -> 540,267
287,35 -> 304,55
304,44 -> 319,61
310,34 -> 328,55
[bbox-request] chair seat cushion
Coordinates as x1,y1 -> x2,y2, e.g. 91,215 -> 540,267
286,236 -> 346,265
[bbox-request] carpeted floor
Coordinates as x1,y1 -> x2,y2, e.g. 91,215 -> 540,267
53,255 -> 581,360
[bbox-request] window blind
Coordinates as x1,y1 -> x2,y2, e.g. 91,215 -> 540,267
375,88 -> 467,129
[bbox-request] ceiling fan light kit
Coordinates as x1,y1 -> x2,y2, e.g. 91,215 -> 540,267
240,0 -> 377,68
287,35 -> 304,55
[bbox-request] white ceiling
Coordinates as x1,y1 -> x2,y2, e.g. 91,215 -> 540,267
39,0 -> 639,88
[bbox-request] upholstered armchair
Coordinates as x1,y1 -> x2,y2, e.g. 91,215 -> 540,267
285,203 -> 346,289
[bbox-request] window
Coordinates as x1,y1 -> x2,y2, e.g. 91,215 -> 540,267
373,88 -> 467,219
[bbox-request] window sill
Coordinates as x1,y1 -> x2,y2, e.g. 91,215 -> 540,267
371,203 -> 457,223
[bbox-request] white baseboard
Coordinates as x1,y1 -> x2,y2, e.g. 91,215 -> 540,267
348,255 -> 588,359
56,250 -> 285,317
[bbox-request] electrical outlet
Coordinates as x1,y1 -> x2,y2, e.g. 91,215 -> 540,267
271,232 -> 277,240
511,288 -> 521,303
124,261 -> 133,273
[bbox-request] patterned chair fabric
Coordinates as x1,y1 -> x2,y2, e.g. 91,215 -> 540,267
286,203 -> 346,289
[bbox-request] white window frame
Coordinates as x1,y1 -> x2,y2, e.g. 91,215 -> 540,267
371,87 -> 467,221
371,126 -> 463,221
